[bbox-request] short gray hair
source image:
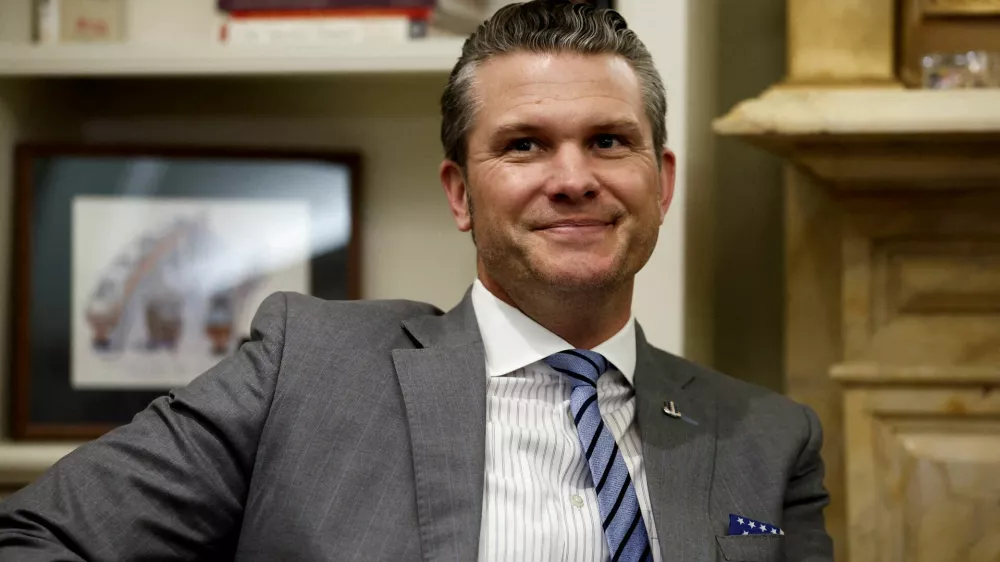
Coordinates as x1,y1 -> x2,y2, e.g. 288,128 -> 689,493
440,0 -> 667,167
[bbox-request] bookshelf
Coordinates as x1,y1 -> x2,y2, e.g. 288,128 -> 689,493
0,0 -> 472,482
0,444 -> 78,488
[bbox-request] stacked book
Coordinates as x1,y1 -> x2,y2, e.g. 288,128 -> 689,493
34,0 -> 126,44
432,0 -> 505,36
218,0 -> 460,46
429,0 -> 615,37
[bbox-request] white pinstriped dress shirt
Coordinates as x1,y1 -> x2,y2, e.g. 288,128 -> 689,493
470,280 -> 663,562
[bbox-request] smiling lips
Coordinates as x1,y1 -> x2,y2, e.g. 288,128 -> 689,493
535,219 -> 614,239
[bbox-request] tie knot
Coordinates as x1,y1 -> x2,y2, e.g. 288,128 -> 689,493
544,349 -> 611,387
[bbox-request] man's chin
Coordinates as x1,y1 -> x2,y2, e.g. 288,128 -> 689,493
532,266 -> 625,293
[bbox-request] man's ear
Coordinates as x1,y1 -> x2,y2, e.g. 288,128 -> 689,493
441,159 -> 472,232
658,148 -> 677,222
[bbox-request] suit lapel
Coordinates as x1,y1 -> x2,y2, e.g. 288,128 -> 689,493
392,292 -> 487,562
634,327 -> 718,562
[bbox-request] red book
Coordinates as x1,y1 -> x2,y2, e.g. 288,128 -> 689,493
218,0 -> 436,10
219,5 -> 432,43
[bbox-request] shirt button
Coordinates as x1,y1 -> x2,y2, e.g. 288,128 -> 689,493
570,494 -> 584,508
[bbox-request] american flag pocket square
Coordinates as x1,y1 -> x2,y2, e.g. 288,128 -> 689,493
728,514 -> 784,536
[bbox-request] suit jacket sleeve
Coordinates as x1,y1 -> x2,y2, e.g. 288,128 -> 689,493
0,292 -> 288,562
782,404 -> 835,561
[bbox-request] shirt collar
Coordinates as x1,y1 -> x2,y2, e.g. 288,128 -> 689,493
470,279 -> 637,384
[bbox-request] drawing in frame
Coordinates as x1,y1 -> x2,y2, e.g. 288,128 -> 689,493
11,144 -> 361,440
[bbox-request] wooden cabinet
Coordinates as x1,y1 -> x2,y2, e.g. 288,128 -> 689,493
717,0 -> 1000,558
839,374 -> 1000,561
898,0 -> 1000,87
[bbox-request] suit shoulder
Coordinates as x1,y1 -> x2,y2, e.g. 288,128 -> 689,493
275,291 -> 442,325
253,292 -> 442,355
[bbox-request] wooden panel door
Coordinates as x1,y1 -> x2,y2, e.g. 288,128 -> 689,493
844,384 -> 1000,562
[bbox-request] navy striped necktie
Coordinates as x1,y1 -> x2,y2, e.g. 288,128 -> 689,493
545,349 -> 652,562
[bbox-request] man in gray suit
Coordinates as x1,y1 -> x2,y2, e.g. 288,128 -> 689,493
0,1 -> 833,560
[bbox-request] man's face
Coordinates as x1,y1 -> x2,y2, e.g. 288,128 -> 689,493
441,52 -> 675,295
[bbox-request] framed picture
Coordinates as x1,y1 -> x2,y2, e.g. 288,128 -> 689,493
11,144 -> 360,440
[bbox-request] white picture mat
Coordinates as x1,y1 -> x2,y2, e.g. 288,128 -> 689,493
71,196 -> 310,389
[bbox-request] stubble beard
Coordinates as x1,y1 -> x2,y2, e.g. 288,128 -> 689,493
469,194 -> 657,302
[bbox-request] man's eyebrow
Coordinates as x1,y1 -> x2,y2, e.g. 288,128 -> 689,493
489,122 -> 545,139
589,118 -> 644,134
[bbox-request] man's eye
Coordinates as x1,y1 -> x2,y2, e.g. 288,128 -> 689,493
508,139 -> 536,152
594,134 -> 623,149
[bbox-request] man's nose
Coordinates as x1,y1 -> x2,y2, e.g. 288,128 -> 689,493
545,144 -> 600,203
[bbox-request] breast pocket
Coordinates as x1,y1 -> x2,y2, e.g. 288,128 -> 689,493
715,535 -> 784,562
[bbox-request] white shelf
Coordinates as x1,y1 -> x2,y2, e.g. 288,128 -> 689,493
0,443 -> 80,485
0,39 -> 465,77
714,86 -> 1000,137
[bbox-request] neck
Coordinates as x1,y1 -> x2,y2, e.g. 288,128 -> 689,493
478,266 -> 633,350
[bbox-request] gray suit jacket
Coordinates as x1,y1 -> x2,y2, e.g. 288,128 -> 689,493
0,291 -> 833,562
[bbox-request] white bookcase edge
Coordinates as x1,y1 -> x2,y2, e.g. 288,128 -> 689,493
0,442 -> 81,486
0,39 -> 466,77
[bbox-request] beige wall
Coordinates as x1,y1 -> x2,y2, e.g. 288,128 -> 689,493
76,75 -> 478,311
620,0 -> 717,364
711,0 -> 786,391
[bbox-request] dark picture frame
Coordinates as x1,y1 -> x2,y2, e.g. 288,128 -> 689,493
11,144 -> 361,441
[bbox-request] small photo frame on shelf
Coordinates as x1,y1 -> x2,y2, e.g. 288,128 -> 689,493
12,144 -> 361,441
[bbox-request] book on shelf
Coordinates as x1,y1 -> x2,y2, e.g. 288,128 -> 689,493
216,0 -> 613,44
34,0 -> 125,44
432,0 -> 498,35
218,0 -> 436,10
225,6 -> 435,17
220,7 -> 433,45
431,0 -> 615,35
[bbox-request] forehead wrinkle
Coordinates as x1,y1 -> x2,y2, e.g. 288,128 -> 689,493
499,76 -> 609,93
487,79 -> 643,121
495,97 -> 642,130
475,52 -> 640,100
505,92 -> 635,107
491,76 -> 636,106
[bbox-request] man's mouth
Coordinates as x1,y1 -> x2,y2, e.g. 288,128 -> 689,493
534,219 -> 615,238
536,218 -> 613,230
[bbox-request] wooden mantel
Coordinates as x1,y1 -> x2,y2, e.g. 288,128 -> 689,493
716,87 -> 1000,190
715,87 -> 1000,138
715,5 -> 1000,556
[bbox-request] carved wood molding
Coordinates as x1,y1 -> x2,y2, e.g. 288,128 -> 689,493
795,142 -> 1000,189
840,194 -> 1000,365
844,387 -> 1000,561
875,238 -> 1000,323
922,0 -> 1000,16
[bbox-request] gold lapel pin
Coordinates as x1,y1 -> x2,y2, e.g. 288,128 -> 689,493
662,400 -> 682,418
